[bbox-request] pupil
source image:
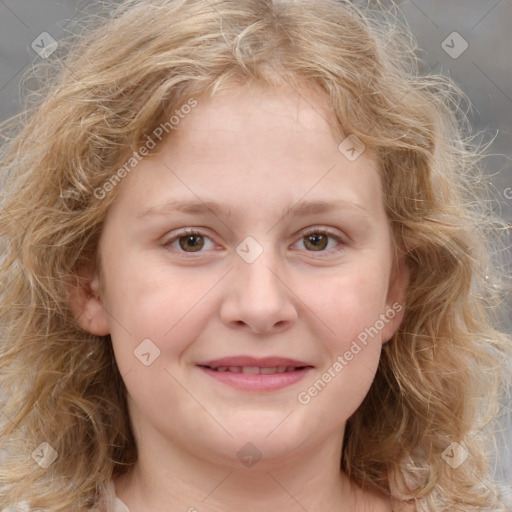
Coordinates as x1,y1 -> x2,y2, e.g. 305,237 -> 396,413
179,235 -> 204,252
305,233 -> 327,251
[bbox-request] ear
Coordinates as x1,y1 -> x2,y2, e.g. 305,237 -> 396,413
67,262 -> 110,336
381,251 -> 410,344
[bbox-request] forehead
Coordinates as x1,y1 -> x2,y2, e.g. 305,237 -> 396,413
178,82 -> 339,137
110,83 -> 383,221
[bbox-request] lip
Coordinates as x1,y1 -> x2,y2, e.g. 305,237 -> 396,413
197,356 -> 314,392
198,356 -> 311,368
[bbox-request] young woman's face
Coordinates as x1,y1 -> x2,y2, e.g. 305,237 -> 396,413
83,84 -> 407,467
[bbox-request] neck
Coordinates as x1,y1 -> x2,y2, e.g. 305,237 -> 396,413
114,430 -> 368,512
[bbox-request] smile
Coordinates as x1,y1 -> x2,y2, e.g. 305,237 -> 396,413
197,356 -> 314,391
206,365 -> 305,374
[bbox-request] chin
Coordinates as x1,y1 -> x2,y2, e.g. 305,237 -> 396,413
226,422 -> 313,461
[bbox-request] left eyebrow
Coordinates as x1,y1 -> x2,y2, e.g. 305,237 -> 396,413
287,199 -> 370,218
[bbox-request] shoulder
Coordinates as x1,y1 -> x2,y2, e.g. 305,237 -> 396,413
350,478 -> 416,512
389,495 -> 416,512
108,480 -> 131,512
93,480 -> 131,512
359,487 -> 416,512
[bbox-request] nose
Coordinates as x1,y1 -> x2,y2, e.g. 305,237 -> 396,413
219,250 -> 298,335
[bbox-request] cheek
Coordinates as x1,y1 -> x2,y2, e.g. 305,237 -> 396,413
103,258 -> 221,372
313,265 -> 390,346
296,271 -> 387,427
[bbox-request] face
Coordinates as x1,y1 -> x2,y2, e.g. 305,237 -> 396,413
73,83 -> 408,468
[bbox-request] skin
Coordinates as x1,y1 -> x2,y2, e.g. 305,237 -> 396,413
71,83 -> 410,512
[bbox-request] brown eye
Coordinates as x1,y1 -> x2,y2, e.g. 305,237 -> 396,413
303,233 -> 328,251
178,234 -> 205,252
293,228 -> 346,255
164,229 -> 216,254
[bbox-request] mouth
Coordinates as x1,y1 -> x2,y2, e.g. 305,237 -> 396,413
197,356 -> 314,391
201,365 -> 308,374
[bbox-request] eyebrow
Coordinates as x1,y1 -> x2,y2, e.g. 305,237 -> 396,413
136,198 -> 371,220
136,200 -> 370,219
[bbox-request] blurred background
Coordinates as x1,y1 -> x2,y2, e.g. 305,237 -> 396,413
0,0 -> 510,501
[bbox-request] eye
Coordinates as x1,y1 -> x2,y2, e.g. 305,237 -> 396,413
164,229 -> 216,253
293,228 -> 346,254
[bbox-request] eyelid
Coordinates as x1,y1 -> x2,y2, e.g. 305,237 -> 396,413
297,225 -> 348,242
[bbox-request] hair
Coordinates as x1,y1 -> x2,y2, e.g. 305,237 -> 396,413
0,0 -> 510,510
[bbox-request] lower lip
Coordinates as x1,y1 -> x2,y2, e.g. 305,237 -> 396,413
198,366 -> 312,391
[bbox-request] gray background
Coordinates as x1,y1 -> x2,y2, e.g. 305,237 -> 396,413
0,0 -> 510,498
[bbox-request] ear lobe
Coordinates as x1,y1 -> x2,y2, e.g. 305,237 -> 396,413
67,265 -> 110,336
381,252 -> 410,344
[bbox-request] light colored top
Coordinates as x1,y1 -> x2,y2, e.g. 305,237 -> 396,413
102,480 -> 512,511
106,480 -> 131,512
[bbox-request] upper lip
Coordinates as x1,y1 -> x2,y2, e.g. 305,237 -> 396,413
198,356 -> 313,368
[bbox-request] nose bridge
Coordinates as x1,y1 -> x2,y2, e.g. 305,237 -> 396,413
236,237 -> 285,303
220,237 -> 297,333
239,252 -> 279,300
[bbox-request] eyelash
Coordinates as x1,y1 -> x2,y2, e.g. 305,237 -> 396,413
163,227 -> 348,257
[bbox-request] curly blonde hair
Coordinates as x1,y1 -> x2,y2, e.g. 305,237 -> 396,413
0,1 -> 510,510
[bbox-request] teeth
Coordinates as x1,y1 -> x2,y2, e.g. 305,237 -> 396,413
211,366 -> 299,374
242,366 -> 260,374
